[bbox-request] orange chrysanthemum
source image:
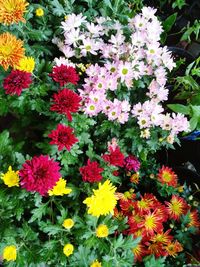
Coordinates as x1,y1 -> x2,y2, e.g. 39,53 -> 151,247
165,195 -> 188,220
0,32 -> 25,70
139,211 -> 163,236
148,242 -> 167,257
158,166 -> 178,187
188,210 -> 200,229
132,242 -> 147,262
165,240 -> 183,257
0,0 -> 28,25
150,230 -> 173,245
136,194 -> 157,214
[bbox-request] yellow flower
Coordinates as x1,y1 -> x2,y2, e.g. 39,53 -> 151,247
90,259 -> 102,267
16,56 -> 35,73
62,218 -> 74,229
83,180 -> 117,217
63,244 -> 74,257
3,245 -> 17,261
35,7 -> 44,17
48,178 -> 72,196
0,32 -> 25,70
0,0 -> 28,25
96,224 -> 109,238
1,166 -> 19,187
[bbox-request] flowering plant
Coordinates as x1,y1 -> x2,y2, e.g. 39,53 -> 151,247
0,1 -> 199,266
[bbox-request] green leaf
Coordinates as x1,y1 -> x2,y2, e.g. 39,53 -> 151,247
163,13 -> 177,32
167,104 -> 190,115
144,255 -> 166,267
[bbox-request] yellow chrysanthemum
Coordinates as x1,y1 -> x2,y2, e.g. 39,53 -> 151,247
63,244 -> 74,257
90,259 -> 102,267
0,32 -> 25,70
16,56 -> 35,73
0,0 -> 28,25
35,7 -> 44,17
62,218 -> 74,229
48,178 -> 72,196
83,180 -> 117,217
3,245 -> 17,261
1,166 -> 19,187
96,224 -> 109,238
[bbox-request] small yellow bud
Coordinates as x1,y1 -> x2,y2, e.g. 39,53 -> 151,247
35,8 -> 44,17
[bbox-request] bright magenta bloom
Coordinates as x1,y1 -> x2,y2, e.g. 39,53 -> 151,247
19,155 -> 61,196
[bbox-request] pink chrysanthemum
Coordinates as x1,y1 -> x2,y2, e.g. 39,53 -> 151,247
79,159 -> 104,183
49,64 -> 79,86
3,69 -> 32,96
124,155 -> 140,172
50,88 -> 82,121
19,155 -> 61,196
48,124 -> 78,151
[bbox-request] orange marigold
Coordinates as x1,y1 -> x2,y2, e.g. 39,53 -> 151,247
158,166 -> 178,187
0,0 -> 28,25
0,32 -> 25,70
165,195 -> 188,220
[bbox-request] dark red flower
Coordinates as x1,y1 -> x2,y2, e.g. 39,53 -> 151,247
3,69 -> 32,96
49,64 -> 79,86
48,124 -> 78,151
19,155 -> 61,196
102,146 -> 125,167
50,88 -> 82,121
79,159 -> 104,183
124,155 -> 140,172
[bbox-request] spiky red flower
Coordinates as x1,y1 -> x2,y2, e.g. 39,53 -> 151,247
158,166 -> 178,187
165,195 -> 188,220
50,88 -> 81,121
187,210 -> 200,229
124,155 -> 140,172
49,64 -> 79,86
165,240 -> 183,257
102,146 -> 125,167
79,159 -> 104,183
3,69 -> 32,96
19,155 -> 61,196
139,210 -> 163,236
48,124 -> 78,151
132,242 -> 147,262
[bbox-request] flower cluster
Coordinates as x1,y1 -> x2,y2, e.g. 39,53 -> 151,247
54,7 -> 189,143
116,188 -> 199,261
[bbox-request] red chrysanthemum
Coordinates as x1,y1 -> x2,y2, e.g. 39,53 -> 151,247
3,69 -> 32,96
165,195 -> 188,220
138,210 -> 163,236
19,155 -> 61,196
102,145 -> 125,167
187,210 -> 200,229
50,88 -> 81,121
158,166 -> 178,187
124,155 -> 140,172
132,242 -> 147,262
79,159 -> 104,183
48,124 -> 78,151
49,64 -> 79,86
